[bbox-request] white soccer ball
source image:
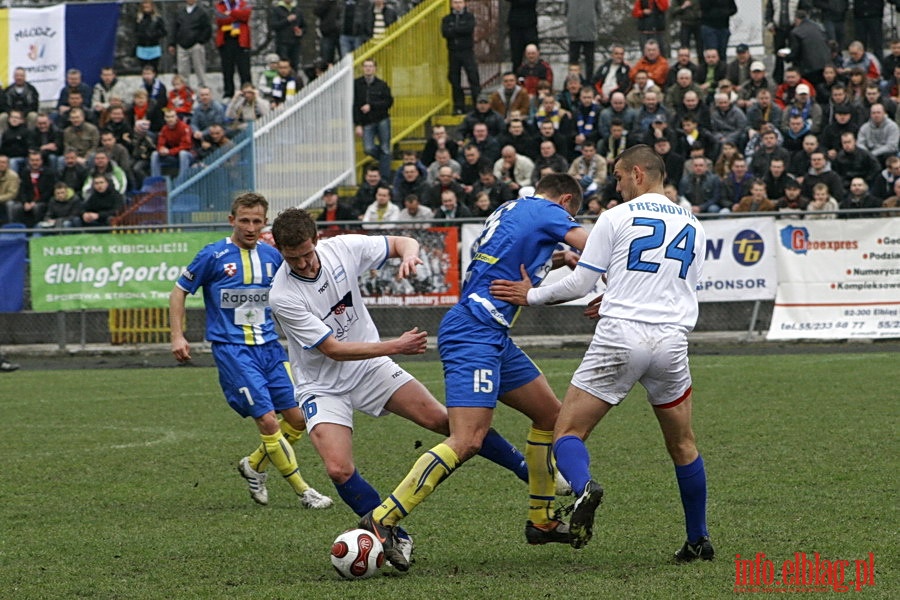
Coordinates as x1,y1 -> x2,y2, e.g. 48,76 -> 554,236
330,528 -> 385,579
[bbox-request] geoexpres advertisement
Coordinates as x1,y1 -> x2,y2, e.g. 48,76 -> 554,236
30,232 -> 223,310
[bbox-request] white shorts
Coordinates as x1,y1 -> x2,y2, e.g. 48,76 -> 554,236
295,356 -> 414,432
571,317 -> 692,407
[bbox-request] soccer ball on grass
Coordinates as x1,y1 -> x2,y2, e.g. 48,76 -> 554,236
330,528 -> 385,579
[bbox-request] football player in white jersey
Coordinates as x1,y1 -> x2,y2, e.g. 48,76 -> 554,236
490,144 -> 713,563
267,208 -> 530,567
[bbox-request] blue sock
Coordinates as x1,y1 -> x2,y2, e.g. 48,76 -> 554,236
553,435 -> 591,496
675,455 -> 708,542
478,427 -> 529,482
334,469 -> 382,516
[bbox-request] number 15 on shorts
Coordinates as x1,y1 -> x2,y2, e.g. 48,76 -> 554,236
474,369 -> 493,393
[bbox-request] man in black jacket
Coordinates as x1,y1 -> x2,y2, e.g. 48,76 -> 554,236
788,9 -> 830,86
269,0 -> 305,72
1,68 -> 40,132
506,0 -> 538,72
169,0 -> 212,88
353,59 -> 394,180
442,0 -> 480,114
852,0 -> 885,64
698,0 -> 736,68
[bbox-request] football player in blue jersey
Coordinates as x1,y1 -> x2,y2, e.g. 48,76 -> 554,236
169,192 -> 332,509
359,173 -> 590,570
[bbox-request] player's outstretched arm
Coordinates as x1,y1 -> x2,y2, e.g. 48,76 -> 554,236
317,327 -> 428,361
386,235 -> 423,279
169,286 -> 192,362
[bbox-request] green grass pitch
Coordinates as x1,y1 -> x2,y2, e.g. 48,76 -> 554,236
0,352 -> 896,598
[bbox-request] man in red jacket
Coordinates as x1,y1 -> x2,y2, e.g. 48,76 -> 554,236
215,0 -> 252,99
151,109 -> 195,179
632,0 -> 669,57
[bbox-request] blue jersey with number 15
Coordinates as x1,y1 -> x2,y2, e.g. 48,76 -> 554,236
461,196 -> 581,328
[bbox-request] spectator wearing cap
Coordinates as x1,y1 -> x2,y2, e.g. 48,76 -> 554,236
317,187 -> 356,228
642,112 -> 678,147
821,102 -> 860,160
775,176 -> 809,211
775,67 -> 816,109
786,9 -> 831,86
257,52 -> 281,100
460,94 -> 505,139
726,43 -> 754,87
442,0 -> 480,115
781,83 -> 823,134
653,135 -> 684,185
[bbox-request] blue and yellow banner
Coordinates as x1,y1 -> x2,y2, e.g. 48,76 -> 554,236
0,2 -> 121,100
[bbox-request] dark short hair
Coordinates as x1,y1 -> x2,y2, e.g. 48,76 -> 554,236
614,144 -> 666,183
271,207 -> 317,248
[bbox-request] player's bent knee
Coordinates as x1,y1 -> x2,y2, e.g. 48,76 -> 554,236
324,461 -> 356,484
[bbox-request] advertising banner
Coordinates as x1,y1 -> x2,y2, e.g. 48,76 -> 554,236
321,227 -> 461,307
767,219 -> 900,339
30,232 -> 223,311
697,217 -> 777,302
0,3 -> 119,95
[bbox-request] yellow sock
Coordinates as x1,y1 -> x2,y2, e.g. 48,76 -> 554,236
526,427 -> 556,526
260,431 -> 309,494
373,443 -> 460,527
249,419 -> 305,472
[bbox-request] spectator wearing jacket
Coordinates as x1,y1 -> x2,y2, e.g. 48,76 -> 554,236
353,59 -> 394,180
632,0 -> 669,57
629,40 -> 669,88
698,0 -> 736,67
592,44 -> 630,106
567,0 -> 601,79
1,68 -> 39,132
672,1 -> 702,60
489,72 -> 531,121
852,0 -> 886,65
787,9 -> 831,86
151,109 -> 194,179
442,0 -> 480,114
269,0 -> 305,72
168,0 -> 212,88
215,0 -> 253,99
315,0 -> 342,64
356,0 -> 398,44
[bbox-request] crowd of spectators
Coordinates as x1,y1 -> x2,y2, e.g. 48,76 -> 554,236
325,1 -> 900,230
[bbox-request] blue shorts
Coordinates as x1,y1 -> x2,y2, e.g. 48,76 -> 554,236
212,340 -> 297,419
438,305 -> 541,409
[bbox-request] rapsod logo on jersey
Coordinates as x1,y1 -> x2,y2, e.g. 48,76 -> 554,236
732,229 -> 764,265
